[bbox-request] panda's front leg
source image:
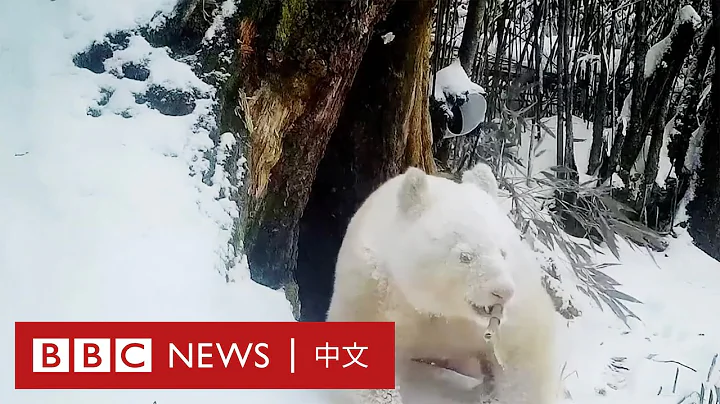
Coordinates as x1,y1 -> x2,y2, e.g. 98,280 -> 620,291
470,351 -> 504,397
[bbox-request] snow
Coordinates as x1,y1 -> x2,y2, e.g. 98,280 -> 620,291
110,35 -> 213,92
621,91 -> 632,124
482,34 -> 623,77
679,123 -> 706,213
504,115 -> 720,404
654,117 -> 677,186
684,124 -> 705,174
204,0 -> 239,44
629,117 -> 676,186
576,53 -> 601,70
1,2 -> 719,404
382,32 -> 396,44
645,37 -> 672,78
557,229 -> 720,404
644,6 -> 701,78
0,0 -> 325,403
678,5 -> 703,27
699,83 -> 712,112
432,59 -> 486,103
511,115 -> 591,182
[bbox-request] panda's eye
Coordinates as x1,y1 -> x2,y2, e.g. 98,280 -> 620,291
459,252 -> 475,264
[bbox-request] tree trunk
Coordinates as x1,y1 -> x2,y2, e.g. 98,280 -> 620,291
295,0 -> 437,321
640,11 -> 701,197
556,0 -> 582,237
641,95 -> 670,217
669,24 -> 714,197
619,7 -> 698,181
458,0 -> 486,75
221,0 -> 396,301
529,0 -> 546,183
606,0 -> 647,182
562,0 -> 577,176
556,0 -> 567,169
687,2 -> 720,261
588,14 -> 608,176
487,0 -> 511,119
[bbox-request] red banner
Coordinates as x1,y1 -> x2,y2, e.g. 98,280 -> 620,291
15,321 -> 395,390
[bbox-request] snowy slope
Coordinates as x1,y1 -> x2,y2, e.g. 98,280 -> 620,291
503,113 -> 720,404
1,1 -> 718,404
553,230 -> 720,404
0,0 -> 326,403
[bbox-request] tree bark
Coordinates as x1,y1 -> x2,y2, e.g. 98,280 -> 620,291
588,14 -> 608,176
458,0 -> 486,75
641,94 -> 670,206
295,0 -> 437,321
562,0 -> 577,176
640,13 -> 700,199
619,7 -> 698,181
487,0 -> 511,119
687,3 -> 720,261
221,0 -> 396,296
606,0 -> 647,182
669,24 -> 714,194
556,0 -> 582,238
556,0 -> 567,169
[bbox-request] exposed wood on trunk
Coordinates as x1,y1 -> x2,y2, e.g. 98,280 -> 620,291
296,0 -> 437,321
222,0 -> 396,293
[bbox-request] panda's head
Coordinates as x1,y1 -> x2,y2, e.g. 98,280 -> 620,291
385,164 -> 516,324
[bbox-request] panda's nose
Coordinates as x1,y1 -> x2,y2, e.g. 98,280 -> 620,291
490,280 -> 514,305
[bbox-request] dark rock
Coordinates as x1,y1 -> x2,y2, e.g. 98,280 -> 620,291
135,85 -> 196,116
122,62 -> 150,81
73,41 -> 114,74
137,0 -> 240,85
97,88 -> 114,106
87,107 -> 102,117
106,31 -> 131,50
140,0 -> 218,57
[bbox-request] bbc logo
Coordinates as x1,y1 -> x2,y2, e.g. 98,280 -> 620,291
32,338 -> 152,373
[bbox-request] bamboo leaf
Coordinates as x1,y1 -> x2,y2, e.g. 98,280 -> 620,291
598,293 -> 629,326
605,289 -> 643,304
578,285 -> 604,311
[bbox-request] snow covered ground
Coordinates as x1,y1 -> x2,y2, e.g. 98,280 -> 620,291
0,1 -> 718,404
559,229 -> 720,404
505,115 -> 720,404
0,0 -> 324,402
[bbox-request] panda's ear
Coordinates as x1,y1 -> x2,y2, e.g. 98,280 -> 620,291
462,162 -> 498,198
398,166 -> 429,218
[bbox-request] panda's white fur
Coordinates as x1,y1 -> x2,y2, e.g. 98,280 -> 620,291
326,162 -> 558,404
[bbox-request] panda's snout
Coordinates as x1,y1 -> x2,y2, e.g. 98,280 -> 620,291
489,281 -> 514,304
467,273 -> 515,314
